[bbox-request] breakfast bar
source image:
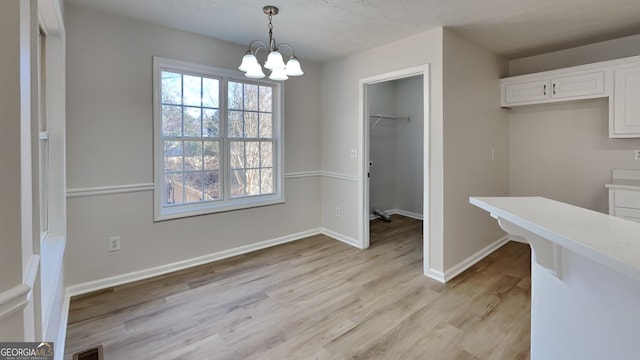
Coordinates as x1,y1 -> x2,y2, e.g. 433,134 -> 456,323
470,196 -> 640,360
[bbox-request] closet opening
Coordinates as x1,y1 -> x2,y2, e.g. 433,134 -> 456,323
358,65 -> 429,255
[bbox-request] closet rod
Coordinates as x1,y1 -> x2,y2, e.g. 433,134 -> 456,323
369,114 -> 410,121
369,114 -> 410,129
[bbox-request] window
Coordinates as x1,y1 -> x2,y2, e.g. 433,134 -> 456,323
153,57 -> 284,220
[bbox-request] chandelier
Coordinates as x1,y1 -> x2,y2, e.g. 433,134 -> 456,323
238,5 -> 304,81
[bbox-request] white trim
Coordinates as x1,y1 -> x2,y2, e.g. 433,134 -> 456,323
56,289 -> 71,360
0,284 -> 31,321
66,183 -> 155,198
321,171 -> 359,182
369,209 -> 424,221
285,171 -> 322,179
320,228 -> 362,249
442,235 -> 512,282
66,172 -> 341,198
425,268 -> 446,283
40,235 -> 65,340
358,65 -> 431,257
23,255 -> 40,303
67,228 -> 322,297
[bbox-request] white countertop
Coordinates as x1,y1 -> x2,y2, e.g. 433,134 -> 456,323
470,196 -> 640,283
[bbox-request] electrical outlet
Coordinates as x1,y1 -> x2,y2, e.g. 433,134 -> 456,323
635,149 -> 640,161
335,206 -> 341,217
350,148 -> 357,159
108,236 -> 121,252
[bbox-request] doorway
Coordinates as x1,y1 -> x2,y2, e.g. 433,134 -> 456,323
358,65 -> 429,253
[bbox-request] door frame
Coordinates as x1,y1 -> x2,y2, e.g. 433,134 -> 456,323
357,64 -> 430,255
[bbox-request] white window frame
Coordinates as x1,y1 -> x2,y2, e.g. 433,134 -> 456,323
153,57 -> 284,221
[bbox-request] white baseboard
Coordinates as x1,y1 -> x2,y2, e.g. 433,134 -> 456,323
391,209 -> 423,220
319,228 -> 362,249
67,228 -> 324,297
425,268 -> 445,283
369,208 -> 424,221
442,235 -> 511,282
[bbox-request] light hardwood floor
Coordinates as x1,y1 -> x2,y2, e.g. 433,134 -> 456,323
65,216 -> 531,359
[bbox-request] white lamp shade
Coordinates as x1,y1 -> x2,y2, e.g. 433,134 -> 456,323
264,50 -> 285,70
269,67 -> 288,81
245,62 -> 266,79
285,57 -> 304,76
239,53 -> 259,72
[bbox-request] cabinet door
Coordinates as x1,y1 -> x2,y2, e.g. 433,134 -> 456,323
502,79 -> 549,106
613,207 -> 640,224
613,65 -> 640,137
551,72 -> 605,99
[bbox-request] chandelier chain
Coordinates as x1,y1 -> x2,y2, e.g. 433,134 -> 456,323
268,13 -> 275,51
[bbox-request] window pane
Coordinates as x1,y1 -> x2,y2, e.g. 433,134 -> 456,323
161,71 -> 182,105
260,142 -> 273,167
203,141 -> 219,170
246,141 -> 260,168
228,110 -> 243,138
202,77 -> 219,108
261,168 -> 273,194
184,171 -> 204,203
204,171 -> 220,200
203,108 -> 219,137
183,107 -> 202,137
228,81 -> 243,110
246,169 -> 260,196
259,113 -> 272,138
245,112 -> 258,138
162,105 -> 182,137
184,141 -> 203,171
259,86 -> 272,112
164,141 -> 183,173
230,141 -> 245,169
164,173 -> 183,205
244,84 -> 259,111
183,75 -> 201,106
231,170 -> 246,198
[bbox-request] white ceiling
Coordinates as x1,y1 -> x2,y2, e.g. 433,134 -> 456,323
65,0 -> 640,63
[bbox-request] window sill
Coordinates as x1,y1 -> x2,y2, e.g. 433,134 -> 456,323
154,196 -> 285,222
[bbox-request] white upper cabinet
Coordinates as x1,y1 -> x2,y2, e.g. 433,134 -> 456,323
501,71 -> 605,107
612,65 -> 640,137
500,55 -> 640,138
503,79 -> 549,104
551,72 -> 605,99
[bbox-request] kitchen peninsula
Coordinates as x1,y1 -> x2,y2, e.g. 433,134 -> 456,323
470,196 -> 640,360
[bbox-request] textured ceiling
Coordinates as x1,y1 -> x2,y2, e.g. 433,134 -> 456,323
65,0 -> 640,63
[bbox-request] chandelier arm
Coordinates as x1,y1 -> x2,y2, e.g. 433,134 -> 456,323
276,43 -> 296,57
248,40 -> 268,52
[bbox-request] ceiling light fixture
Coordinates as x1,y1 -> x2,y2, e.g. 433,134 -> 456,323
239,5 -> 304,81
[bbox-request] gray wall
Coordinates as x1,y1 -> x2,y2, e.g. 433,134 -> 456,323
508,36 -> 640,213
320,28 -> 446,272
0,0 -> 27,340
442,30 -> 510,270
65,4 -> 322,286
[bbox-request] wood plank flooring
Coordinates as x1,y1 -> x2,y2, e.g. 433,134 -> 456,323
64,215 -> 531,359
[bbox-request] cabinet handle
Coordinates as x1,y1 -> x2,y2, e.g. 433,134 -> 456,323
543,84 -> 547,96
553,83 -> 556,95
